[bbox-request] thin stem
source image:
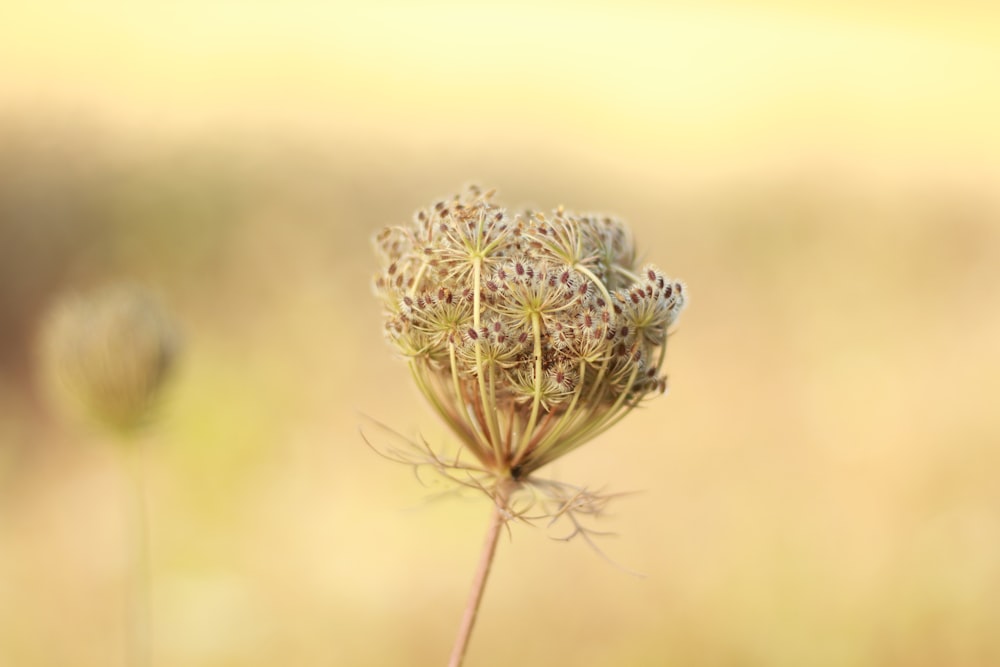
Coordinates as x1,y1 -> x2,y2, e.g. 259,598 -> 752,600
575,264 -> 616,408
487,361 -> 502,462
448,488 -> 508,667
473,256 -> 503,459
409,360 -> 487,465
518,312 -> 544,456
123,441 -> 151,667
537,363 -> 642,469
615,265 -> 641,283
517,358 -> 587,470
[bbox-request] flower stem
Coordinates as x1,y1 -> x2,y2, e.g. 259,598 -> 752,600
448,491 -> 507,667
123,442 -> 151,667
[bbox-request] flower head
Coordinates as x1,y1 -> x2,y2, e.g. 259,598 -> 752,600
373,186 -> 685,482
42,284 -> 180,436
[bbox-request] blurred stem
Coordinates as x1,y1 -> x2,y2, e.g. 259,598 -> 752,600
447,485 -> 508,667
122,439 -> 151,667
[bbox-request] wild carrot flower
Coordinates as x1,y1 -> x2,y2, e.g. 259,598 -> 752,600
372,186 -> 686,666
41,283 -> 179,667
42,283 -> 179,436
373,186 -> 685,484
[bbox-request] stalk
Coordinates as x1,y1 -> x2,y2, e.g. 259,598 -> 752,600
122,441 -> 151,667
447,486 -> 508,667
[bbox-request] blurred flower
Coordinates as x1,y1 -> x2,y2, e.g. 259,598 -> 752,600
372,186 -> 685,495
41,283 -> 180,436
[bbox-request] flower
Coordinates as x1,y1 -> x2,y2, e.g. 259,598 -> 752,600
372,186 -> 686,482
42,283 -> 180,436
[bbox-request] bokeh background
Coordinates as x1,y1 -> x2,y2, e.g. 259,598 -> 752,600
2,2 -> 1000,666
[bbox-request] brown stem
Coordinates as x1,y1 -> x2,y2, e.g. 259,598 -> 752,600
447,490 -> 508,667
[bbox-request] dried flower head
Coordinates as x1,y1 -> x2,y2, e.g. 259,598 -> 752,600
373,186 -> 686,491
42,283 -> 180,436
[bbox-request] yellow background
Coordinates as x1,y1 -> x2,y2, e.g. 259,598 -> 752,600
1,2 -> 999,665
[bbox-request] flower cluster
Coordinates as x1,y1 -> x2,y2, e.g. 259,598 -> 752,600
373,186 -> 685,481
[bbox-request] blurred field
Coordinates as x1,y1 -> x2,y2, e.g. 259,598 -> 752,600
2,2 -> 1000,666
